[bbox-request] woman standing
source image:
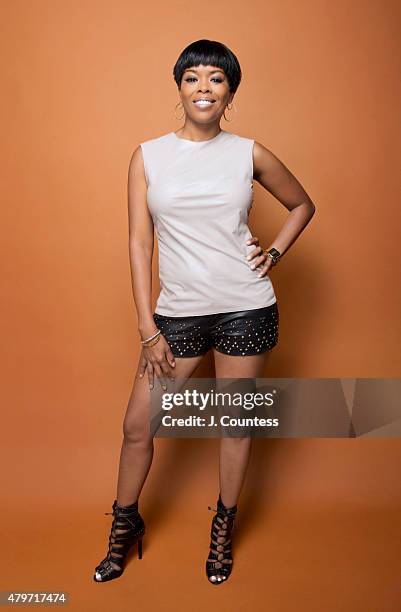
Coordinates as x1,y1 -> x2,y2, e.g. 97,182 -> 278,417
94,39 -> 315,585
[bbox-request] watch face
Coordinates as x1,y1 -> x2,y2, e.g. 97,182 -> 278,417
269,248 -> 280,257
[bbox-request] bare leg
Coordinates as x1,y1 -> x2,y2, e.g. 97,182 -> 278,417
213,349 -> 271,507
94,353 -> 206,580
116,354 -> 204,506
205,350 -> 271,584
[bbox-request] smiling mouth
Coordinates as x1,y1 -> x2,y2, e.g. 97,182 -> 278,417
193,99 -> 216,106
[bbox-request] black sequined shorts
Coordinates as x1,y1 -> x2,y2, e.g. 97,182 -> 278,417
152,303 -> 279,358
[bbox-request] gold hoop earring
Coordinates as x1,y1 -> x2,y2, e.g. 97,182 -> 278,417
174,101 -> 185,120
223,101 -> 237,122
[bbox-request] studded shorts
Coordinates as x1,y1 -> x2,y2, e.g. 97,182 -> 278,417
152,303 -> 279,358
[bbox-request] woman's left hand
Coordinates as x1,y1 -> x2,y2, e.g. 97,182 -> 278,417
245,236 -> 273,278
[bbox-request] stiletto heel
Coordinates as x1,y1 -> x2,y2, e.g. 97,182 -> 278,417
94,498 -> 145,583
206,493 -> 237,585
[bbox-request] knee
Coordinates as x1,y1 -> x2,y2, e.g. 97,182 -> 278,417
122,421 -> 153,447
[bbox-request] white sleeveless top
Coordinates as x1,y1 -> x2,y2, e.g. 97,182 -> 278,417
140,129 -> 277,317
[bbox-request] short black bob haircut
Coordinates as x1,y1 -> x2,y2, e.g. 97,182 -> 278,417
173,39 -> 242,94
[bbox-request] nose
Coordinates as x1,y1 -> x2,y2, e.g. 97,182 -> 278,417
198,81 -> 211,92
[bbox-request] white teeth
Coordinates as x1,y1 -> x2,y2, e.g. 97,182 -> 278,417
194,100 -> 214,105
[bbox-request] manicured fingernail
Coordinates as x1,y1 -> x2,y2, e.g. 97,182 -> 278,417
139,373 -> 143,378
172,362 -> 176,367
246,255 -> 252,260
251,265 -> 255,269
162,385 -> 167,391
246,240 -> 251,244
149,384 -> 153,390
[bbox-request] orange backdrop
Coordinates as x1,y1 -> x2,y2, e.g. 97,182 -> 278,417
1,1 -> 400,610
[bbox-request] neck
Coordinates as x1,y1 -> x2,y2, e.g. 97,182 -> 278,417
176,121 -> 222,142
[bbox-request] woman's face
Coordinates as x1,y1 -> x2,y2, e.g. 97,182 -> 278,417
179,64 -> 234,124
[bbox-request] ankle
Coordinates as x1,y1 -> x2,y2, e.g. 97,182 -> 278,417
217,493 -> 237,514
115,498 -> 139,510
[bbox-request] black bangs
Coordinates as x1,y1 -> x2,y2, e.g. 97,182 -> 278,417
173,39 -> 242,94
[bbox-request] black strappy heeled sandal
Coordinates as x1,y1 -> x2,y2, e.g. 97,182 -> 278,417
93,498 -> 145,582
206,493 -> 238,585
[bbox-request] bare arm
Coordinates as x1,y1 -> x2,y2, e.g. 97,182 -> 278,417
127,145 -> 157,338
248,141 -> 316,273
127,146 -> 176,388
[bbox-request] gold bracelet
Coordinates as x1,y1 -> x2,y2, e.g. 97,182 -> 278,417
141,328 -> 161,345
142,333 -> 161,348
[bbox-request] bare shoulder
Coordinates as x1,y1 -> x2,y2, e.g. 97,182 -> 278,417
252,140 -> 285,182
128,145 -> 147,186
129,144 -> 144,169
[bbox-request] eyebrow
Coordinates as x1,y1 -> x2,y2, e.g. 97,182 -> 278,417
183,68 -> 225,75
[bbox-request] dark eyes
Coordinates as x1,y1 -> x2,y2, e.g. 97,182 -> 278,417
185,77 -> 223,83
